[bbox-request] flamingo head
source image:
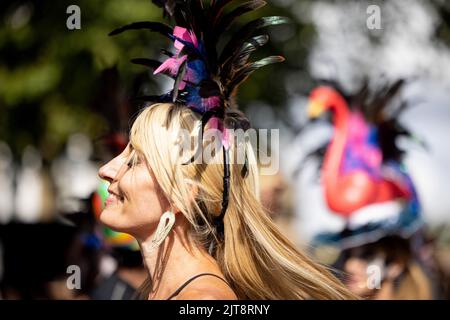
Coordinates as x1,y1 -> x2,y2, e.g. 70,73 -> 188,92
307,86 -> 346,119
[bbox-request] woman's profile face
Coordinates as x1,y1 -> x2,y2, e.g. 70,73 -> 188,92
343,253 -> 373,297
98,144 -> 170,239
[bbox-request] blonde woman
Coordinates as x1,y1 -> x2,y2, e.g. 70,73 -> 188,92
99,0 -> 357,300
99,102 -> 357,300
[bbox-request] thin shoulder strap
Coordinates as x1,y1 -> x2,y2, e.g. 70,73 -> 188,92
166,273 -> 230,300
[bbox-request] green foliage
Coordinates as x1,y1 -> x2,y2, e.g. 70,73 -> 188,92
0,0 -> 163,158
1,0 -> 449,161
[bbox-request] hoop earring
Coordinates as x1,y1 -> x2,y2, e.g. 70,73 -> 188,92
144,211 -> 175,253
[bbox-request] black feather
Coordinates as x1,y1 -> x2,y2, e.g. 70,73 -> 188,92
152,0 -> 177,16
224,109 -> 251,130
108,21 -> 173,37
172,59 -> 187,102
214,0 -> 267,35
161,49 -> 174,57
130,58 -> 161,69
220,16 -> 290,64
226,56 -> 285,96
221,34 -> 269,80
211,0 -> 237,18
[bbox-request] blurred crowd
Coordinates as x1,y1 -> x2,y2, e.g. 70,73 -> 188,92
1,131 -> 450,300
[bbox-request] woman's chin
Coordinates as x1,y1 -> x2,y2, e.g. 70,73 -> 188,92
99,209 -> 125,231
98,210 -> 144,237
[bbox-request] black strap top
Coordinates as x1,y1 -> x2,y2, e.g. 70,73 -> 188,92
166,273 -> 230,300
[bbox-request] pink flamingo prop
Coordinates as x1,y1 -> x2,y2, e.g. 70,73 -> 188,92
307,86 -> 414,217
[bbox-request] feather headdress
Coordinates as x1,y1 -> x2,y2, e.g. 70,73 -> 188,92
109,0 -> 288,229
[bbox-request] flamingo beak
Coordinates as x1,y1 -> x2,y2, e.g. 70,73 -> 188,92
307,100 -> 324,119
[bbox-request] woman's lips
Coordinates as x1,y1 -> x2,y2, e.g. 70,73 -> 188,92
105,194 -> 122,206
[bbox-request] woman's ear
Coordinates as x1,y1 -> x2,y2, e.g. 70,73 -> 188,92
168,182 -> 199,216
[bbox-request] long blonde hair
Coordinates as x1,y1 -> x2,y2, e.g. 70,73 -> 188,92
130,103 -> 357,300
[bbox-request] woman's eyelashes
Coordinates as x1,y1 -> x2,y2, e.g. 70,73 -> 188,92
127,156 -> 134,168
127,155 -> 135,168
126,152 -> 140,168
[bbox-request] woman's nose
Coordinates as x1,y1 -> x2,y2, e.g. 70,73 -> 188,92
98,158 -> 119,183
99,144 -> 130,182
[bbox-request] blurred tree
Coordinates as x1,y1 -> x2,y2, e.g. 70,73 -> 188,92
0,0 -> 298,161
1,0 -> 449,162
0,0 -> 166,161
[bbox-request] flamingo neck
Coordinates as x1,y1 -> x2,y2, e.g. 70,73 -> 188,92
323,98 -> 350,184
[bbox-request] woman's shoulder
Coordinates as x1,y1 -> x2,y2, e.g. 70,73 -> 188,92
176,288 -> 237,300
175,275 -> 238,300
